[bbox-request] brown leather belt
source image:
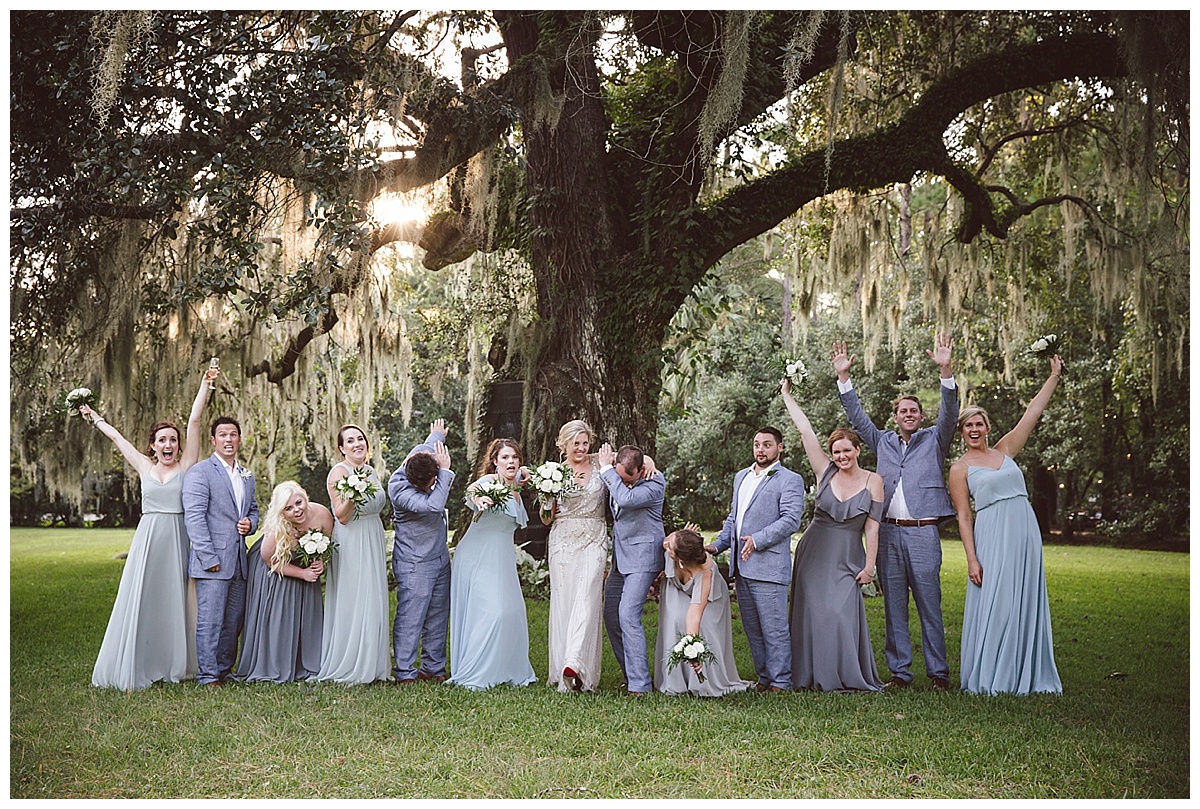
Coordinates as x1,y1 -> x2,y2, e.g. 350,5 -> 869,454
883,518 -> 940,527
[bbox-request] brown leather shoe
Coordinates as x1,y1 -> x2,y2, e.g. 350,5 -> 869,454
395,678 -> 418,685
626,690 -> 649,697
931,677 -> 951,691
417,671 -> 447,683
883,676 -> 910,689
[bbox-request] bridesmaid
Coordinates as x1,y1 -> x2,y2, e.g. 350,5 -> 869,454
654,526 -> 750,696
949,355 -> 1064,695
446,439 -> 537,690
236,482 -> 333,682
317,425 -> 391,684
84,363 -> 218,690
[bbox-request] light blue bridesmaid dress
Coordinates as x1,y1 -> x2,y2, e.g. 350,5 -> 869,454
960,456 -> 1062,695
445,492 -> 537,690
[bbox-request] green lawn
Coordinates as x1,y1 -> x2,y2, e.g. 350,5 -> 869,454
9,527 -> 1189,798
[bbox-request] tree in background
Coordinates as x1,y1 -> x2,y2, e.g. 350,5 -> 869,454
11,11 -> 1187,524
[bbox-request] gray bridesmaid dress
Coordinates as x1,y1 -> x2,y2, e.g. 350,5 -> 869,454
234,537 -> 324,682
92,472 -> 195,689
789,463 -> 885,692
654,553 -> 751,696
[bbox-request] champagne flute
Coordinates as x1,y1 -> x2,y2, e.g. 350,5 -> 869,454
208,357 -> 219,390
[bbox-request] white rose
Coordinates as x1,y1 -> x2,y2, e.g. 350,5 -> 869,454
673,638 -> 687,654
550,469 -> 563,482
538,480 -> 554,493
1031,338 -> 1048,352
685,641 -> 705,659
301,538 -> 317,554
354,480 -> 368,493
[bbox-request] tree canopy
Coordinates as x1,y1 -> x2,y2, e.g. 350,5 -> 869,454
10,10 -> 1188,509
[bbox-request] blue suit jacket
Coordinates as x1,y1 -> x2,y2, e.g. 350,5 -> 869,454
711,464 -> 805,585
182,453 -> 259,580
600,468 -> 666,575
838,382 -> 959,520
388,429 -> 455,573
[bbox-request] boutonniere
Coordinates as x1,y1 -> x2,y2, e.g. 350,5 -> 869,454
766,469 -> 778,477
238,466 -> 253,480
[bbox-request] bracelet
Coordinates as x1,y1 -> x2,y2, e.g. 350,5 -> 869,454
93,417 -> 106,425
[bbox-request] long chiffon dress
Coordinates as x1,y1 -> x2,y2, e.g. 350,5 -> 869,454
546,456 -> 607,692
446,493 -> 537,690
92,472 -> 196,689
789,464 -> 885,693
654,553 -> 750,696
960,456 -> 1062,695
317,463 -> 391,684
234,537 -> 324,682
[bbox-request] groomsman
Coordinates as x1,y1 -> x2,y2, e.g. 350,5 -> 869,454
706,427 -> 805,692
832,333 -> 958,690
599,444 -> 665,697
182,416 -> 259,686
387,419 -> 455,684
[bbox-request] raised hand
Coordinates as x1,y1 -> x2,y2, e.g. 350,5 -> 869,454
430,418 -> 447,436
432,441 -> 451,470
1049,354 -> 1065,378
597,443 -> 615,468
830,340 -> 855,380
927,331 -> 953,374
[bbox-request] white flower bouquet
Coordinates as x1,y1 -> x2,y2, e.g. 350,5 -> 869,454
65,387 -> 98,418
292,529 -> 336,570
528,460 -> 583,515
782,357 -> 809,387
335,467 -> 380,516
666,633 -> 717,683
470,478 -> 515,519
1028,333 -> 1061,359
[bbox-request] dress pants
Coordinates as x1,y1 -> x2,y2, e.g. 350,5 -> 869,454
391,559 -> 451,681
878,522 -> 948,682
735,574 -> 792,689
195,575 -> 246,684
603,561 -> 658,693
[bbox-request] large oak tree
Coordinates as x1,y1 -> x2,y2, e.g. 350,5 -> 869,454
11,10 -> 1187,492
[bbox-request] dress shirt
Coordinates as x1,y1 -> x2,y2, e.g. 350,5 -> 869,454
215,453 -> 245,514
735,460 -> 779,537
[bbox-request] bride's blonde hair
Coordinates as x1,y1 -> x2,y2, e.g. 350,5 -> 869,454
556,419 -> 593,457
263,481 -> 308,575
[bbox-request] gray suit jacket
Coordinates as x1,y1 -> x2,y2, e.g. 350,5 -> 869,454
711,464 -> 805,585
839,382 -> 959,520
600,468 -> 666,575
182,453 -> 259,580
388,428 -> 455,573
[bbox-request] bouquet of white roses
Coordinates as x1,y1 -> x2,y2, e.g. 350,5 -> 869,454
528,460 -> 583,515
666,633 -> 717,683
292,529 -> 336,570
470,478 -> 515,519
335,467 -> 380,516
1028,333 -> 1060,359
782,357 -> 810,388
65,387 -> 98,418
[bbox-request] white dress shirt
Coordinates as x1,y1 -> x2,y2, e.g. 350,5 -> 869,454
735,460 -> 778,537
215,453 -> 245,514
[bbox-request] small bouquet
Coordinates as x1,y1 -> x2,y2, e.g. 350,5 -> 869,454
65,387 -> 98,418
666,633 -> 717,683
528,460 -> 583,518
470,479 -> 515,520
1028,333 -> 1065,376
292,529 -> 336,571
335,467 -> 380,516
782,357 -> 810,388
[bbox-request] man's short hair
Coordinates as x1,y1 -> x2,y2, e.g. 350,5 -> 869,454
405,452 -> 440,490
615,445 -> 644,473
210,416 -> 241,437
755,426 -> 784,444
892,395 -> 923,414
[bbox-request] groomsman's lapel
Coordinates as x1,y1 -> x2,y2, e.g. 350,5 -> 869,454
744,466 -> 777,512
210,453 -> 238,511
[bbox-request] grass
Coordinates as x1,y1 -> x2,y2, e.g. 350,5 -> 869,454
9,527 -> 1189,798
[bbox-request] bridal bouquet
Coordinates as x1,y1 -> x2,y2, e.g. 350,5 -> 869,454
64,387 -> 98,418
470,479 -> 515,519
335,467 -> 380,516
666,633 -> 717,683
1028,333 -> 1060,359
528,460 -> 583,517
782,357 -> 810,388
293,529 -> 336,570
